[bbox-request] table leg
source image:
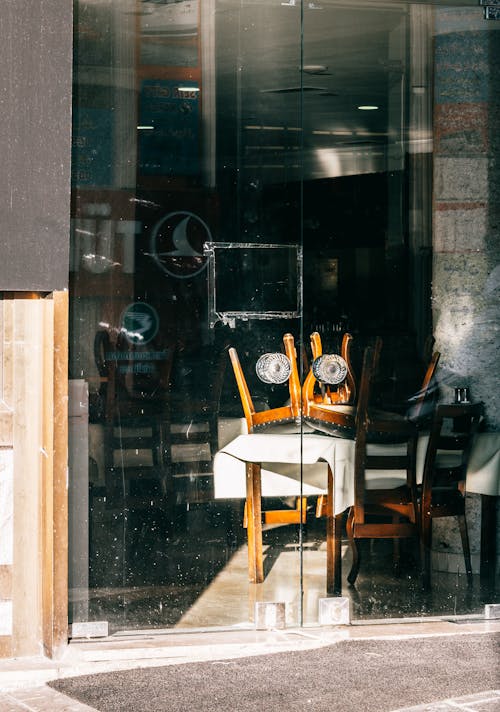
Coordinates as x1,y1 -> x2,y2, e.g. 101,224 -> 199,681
246,461 -> 264,583
326,465 -> 342,595
480,494 -> 497,585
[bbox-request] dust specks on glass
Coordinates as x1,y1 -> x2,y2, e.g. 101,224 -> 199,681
68,0 -> 496,634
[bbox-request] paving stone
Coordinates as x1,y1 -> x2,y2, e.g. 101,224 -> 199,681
393,690 -> 500,712
0,687 -> 97,712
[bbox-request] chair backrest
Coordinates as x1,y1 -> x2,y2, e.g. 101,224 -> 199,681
352,338 -> 383,512
352,337 -> 420,512
408,351 -> 441,425
420,402 -> 484,510
301,333 -> 360,438
302,332 -> 356,408
229,333 -> 301,433
94,329 -> 175,422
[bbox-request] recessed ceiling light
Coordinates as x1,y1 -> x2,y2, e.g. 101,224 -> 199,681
302,64 -> 331,75
178,86 -> 200,93
358,105 -> 379,111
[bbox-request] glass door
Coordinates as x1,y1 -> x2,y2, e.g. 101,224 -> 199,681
69,0 -> 495,635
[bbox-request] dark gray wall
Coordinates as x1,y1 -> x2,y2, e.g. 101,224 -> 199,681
1,0 -> 73,290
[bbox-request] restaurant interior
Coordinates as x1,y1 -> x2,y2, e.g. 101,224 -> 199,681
68,0 -> 499,635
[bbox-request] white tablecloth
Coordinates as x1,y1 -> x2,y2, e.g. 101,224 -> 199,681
213,428 -> 500,515
215,432 -> 354,514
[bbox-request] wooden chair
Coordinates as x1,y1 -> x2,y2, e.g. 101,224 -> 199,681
229,333 -> 307,528
94,329 -> 175,512
229,332 -> 301,434
420,402 -> 484,589
346,338 -> 420,585
302,331 -> 356,407
302,332 -> 357,517
407,350 -> 441,427
166,341 -> 230,505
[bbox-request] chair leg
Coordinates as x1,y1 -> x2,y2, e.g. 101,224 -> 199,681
392,515 -> 401,572
325,464 -> 343,595
458,514 -> 473,585
245,462 -> 264,584
346,507 -> 360,585
421,516 -> 432,590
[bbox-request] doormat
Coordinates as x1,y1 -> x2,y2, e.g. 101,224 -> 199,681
49,632 -> 499,712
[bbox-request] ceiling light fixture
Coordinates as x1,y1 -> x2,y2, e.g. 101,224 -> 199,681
302,64 -> 331,75
357,105 -> 379,111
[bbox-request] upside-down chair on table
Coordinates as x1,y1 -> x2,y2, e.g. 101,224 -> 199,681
229,333 -> 307,529
301,331 -> 357,517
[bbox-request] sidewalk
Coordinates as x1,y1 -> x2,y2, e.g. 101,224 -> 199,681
0,618 -> 499,711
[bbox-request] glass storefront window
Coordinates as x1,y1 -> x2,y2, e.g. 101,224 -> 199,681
69,1 -> 498,634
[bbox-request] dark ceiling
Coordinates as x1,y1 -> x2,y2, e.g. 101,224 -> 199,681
214,0 -> 482,181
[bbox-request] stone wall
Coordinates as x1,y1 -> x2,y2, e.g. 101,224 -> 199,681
432,8 -> 500,432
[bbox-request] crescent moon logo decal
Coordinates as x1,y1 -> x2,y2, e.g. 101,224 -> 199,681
150,210 -> 211,279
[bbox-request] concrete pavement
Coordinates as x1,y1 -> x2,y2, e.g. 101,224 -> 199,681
0,618 -> 499,711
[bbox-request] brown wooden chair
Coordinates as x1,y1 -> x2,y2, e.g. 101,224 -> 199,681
420,402 -> 484,589
346,338 -> 420,585
301,332 -> 357,517
407,350 -> 441,427
229,333 -> 307,528
229,332 -> 301,434
303,331 -> 356,407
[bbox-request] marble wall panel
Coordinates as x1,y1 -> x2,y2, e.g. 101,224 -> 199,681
0,450 -> 13,566
434,156 -> 488,202
434,204 -> 487,253
434,103 -> 488,155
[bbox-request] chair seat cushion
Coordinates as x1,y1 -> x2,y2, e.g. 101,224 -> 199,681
303,405 -> 356,438
365,475 -> 408,490
305,404 -> 414,443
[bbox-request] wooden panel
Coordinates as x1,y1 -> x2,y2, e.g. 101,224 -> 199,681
0,636 -> 12,658
12,296 -> 45,657
52,290 -> 69,654
0,299 -> 14,658
0,291 -> 70,660
41,294 -> 55,657
0,299 -> 14,447
42,291 -> 69,658
0,566 -> 12,599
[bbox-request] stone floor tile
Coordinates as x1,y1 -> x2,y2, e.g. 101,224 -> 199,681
2,687 -> 97,712
392,691 -> 500,712
451,690 -> 500,704
0,694 -> 32,712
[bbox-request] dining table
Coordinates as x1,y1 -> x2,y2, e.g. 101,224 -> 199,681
213,420 -> 500,593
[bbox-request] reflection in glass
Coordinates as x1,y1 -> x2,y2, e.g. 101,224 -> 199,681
68,1 -> 496,635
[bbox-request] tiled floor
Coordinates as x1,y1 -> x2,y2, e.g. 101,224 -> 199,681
1,622 -> 499,712
2,504 -> 497,711
0,687 -> 96,711
84,508 -> 498,632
